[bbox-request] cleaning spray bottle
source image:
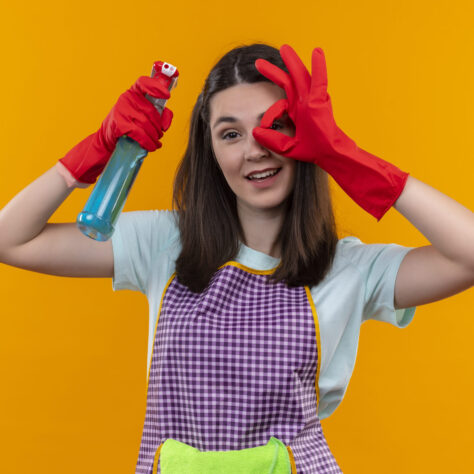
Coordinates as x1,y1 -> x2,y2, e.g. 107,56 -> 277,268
76,61 -> 179,241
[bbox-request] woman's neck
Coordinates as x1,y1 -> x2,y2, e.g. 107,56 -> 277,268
237,205 -> 284,258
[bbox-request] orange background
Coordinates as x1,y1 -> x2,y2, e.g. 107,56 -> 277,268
0,0 -> 473,472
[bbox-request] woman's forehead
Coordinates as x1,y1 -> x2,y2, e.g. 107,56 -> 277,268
209,82 -> 285,124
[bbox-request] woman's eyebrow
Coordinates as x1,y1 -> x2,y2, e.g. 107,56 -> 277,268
212,112 -> 266,130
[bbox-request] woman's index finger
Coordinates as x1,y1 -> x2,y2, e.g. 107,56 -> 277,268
255,59 -> 292,92
259,98 -> 289,128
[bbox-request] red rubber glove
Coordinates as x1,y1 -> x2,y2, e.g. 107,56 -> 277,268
57,75 -> 173,187
252,44 -> 409,220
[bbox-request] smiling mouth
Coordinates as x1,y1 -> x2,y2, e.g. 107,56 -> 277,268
246,168 -> 282,181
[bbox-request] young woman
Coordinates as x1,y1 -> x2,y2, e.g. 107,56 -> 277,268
0,43 -> 472,473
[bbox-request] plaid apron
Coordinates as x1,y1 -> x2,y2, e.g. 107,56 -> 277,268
135,262 -> 342,473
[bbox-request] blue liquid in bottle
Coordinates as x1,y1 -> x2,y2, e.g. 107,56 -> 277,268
76,62 -> 178,241
76,136 -> 148,241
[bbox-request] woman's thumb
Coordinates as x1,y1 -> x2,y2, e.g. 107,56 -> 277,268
161,108 -> 173,132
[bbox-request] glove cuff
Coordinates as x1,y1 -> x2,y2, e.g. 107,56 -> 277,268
58,130 -> 112,184
321,146 -> 409,220
55,161 -> 91,189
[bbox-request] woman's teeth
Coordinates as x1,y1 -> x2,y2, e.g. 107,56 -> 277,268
247,168 -> 281,180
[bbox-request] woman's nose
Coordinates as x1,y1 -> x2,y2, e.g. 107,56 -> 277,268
244,133 -> 270,160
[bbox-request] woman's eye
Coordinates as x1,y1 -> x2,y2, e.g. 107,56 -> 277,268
222,131 -> 239,140
270,121 -> 284,130
220,122 -> 285,140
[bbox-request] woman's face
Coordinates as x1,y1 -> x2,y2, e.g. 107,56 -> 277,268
209,82 -> 296,217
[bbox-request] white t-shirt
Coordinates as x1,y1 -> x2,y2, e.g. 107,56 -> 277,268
111,210 -> 416,420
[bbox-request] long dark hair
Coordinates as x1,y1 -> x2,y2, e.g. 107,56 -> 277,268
172,43 -> 338,293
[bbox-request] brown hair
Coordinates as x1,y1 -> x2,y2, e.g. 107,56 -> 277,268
172,43 -> 338,293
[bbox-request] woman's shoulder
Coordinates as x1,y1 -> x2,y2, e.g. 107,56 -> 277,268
118,209 -> 179,231
333,236 -> 367,264
331,235 -> 411,276
114,209 -> 180,250
121,208 -> 178,220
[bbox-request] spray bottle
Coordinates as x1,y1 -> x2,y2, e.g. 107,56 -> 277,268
76,61 -> 179,241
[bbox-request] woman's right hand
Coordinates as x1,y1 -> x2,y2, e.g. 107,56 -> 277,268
57,75 -> 174,187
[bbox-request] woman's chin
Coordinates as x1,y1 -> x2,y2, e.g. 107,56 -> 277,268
237,196 -> 290,215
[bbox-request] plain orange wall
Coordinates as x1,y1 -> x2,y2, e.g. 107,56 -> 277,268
1,0 -> 473,472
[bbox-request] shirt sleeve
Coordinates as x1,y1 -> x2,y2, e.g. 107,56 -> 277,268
111,210 -> 179,294
361,241 -> 416,327
340,237 -> 416,328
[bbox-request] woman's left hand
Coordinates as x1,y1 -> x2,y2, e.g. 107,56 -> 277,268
253,44 -> 349,164
253,44 -> 409,221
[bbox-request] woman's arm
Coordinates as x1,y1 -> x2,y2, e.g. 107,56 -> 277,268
250,44 -> 474,307
0,166 -> 114,277
393,175 -> 474,309
0,72 -> 175,278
